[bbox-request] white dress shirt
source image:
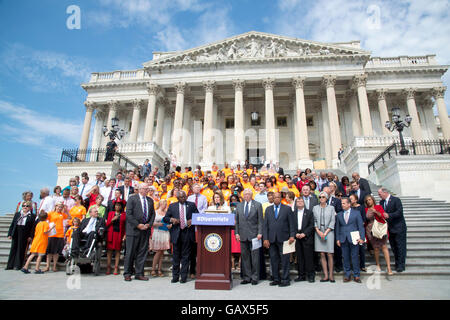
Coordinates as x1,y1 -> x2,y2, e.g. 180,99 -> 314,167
38,196 -> 55,215
83,217 -> 97,234
100,186 -> 116,206
123,186 -> 131,201
297,208 -> 304,231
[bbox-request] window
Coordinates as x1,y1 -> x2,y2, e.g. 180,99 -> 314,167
307,116 -> 314,127
277,116 -> 287,127
225,118 -> 234,129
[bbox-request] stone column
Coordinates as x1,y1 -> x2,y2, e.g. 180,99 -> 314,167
323,75 -> 341,168
172,82 -> 186,165
129,99 -> 144,142
263,78 -> 277,163
183,97 -> 193,166
292,76 -> 313,168
155,97 -> 167,147
403,88 -> 423,140
91,107 -> 105,150
432,86 -> 450,139
320,92 -> 332,167
143,83 -> 160,142
376,89 -> 391,135
353,74 -> 374,136
106,100 -> 118,132
233,79 -> 245,164
202,80 -> 216,166
346,90 -> 362,137
79,101 -> 95,151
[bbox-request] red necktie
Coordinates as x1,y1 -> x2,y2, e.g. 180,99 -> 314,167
180,204 -> 186,230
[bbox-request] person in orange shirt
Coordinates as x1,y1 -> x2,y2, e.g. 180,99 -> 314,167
201,180 -> 216,206
287,180 -> 300,198
69,196 -> 86,226
181,167 -> 193,180
222,163 -> 233,177
211,163 -> 220,179
241,174 -> 253,191
219,181 -> 232,203
44,202 -> 69,272
21,212 -> 52,274
166,187 -> 180,206
266,180 -> 279,194
159,184 -> 168,200
65,217 -> 80,247
235,164 -> 243,177
276,174 -> 288,191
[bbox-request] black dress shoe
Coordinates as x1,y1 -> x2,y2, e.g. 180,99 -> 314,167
251,280 -> 258,285
240,280 -> 251,285
135,276 -> 149,281
124,276 -> 132,281
396,269 -> 404,273
320,279 -> 329,282
180,279 -> 187,283
171,278 -> 179,283
330,279 -> 336,283
279,282 -> 290,287
294,277 -> 306,282
308,278 -> 315,283
269,281 -> 280,286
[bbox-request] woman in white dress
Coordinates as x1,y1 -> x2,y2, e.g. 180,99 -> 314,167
207,191 -> 230,212
149,199 -> 171,277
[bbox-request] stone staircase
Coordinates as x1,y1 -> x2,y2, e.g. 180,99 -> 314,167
1,178 -> 450,279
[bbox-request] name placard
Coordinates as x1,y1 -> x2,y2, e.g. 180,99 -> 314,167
192,213 -> 235,226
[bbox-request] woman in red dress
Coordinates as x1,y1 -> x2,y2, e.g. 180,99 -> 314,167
364,195 -> 393,275
105,202 -> 126,275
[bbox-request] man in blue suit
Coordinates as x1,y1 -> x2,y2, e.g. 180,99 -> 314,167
336,197 -> 365,283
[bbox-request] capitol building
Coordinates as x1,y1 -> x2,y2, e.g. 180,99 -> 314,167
57,31 -> 450,200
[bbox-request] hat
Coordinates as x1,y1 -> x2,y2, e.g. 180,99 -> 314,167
281,186 -> 289,193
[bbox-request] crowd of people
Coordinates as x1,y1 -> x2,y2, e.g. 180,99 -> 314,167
6,160 -> 407,286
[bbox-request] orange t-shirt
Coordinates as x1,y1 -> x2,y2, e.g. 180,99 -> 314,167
167,196 -> 178,206
30,221 -> 50,254
69,205 -> 86,225
288,186 -> 300,198
221,189 -> 232,202
201,188 -> 215,205
65,226 -> 78,245
47,211 -> 68,238
222,168 -> 232,177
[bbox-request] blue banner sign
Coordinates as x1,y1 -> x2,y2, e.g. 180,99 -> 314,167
192,213 -> 235,226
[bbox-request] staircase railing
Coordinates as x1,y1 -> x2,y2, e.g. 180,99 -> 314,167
59,148 -> 139,171
368,139 -> 450,174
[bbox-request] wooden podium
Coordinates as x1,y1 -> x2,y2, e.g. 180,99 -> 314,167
192,212 -> 234,290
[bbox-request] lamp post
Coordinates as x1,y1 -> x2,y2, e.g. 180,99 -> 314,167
385,107 -> 412,155
102,116 -> 126,161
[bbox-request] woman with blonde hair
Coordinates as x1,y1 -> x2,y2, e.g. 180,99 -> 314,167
149,199 -> 171,277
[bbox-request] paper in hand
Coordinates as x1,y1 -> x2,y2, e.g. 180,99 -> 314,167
350,231 -> 360,245
251,238 -> 262,251
282,240 -> 296,254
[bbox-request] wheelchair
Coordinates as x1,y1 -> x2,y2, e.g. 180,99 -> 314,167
65,227 -> 105,276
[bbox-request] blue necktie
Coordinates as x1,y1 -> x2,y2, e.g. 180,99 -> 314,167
142,197 -> 148,223
245,202 -> 249,218
275,206 -> 279,219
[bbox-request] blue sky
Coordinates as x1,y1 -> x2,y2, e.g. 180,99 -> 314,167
0,0 -> 449,214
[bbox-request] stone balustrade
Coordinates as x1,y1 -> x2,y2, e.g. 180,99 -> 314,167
366,55 -> 437,68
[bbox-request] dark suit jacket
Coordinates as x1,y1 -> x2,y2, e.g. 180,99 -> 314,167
292,207 -> 314,245
106,198 -> 127,214
163,201 -> 198,243
301,195 -> 319,211
235,200 -> 263,242
335,208 -> 365,244
328,196 -> 342,215
78,216 -> 106,235
125,194 -> 155,237
350,189 -> 370,207
358,178 -> 371,194
380,196 -> 406,234
263,204 -> 295,243
8,211 -> 36,239
118,185 -> 134,201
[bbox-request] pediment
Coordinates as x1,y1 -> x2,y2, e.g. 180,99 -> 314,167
143,31 -> 370,69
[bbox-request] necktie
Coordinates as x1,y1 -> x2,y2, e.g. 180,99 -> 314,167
108,188 -> 113,202
304,197 -> 309,209
81,184 -> 86,197
275,206 -> 279,219
142,197 -> 148,223
345,210 -> 350,224
195,194 -> 198,208
180,204 -> 186,229
245,202 -> 249,218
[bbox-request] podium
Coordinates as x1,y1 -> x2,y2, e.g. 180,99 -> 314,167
192,212 -> 234,290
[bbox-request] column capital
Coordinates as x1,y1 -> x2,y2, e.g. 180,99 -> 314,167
262,78 -> 275,90
345,89 -> 356,100
107,100 -> 119,111
157,96 -> 169,106
185,95 -> 195,104
232,79 -> 245,91
202,80 -> 216,93
132,98 -> 145,110
83,101 -> 96,112
376,88 -> 388,101
352,74 -> 368,88
402,88 -> 417,100
146,82 -> 160,96
322,75 -> 337,89
421,95 -> 435,108
174,82 -> 187,95
292,76 -> 306,89
432,86 -> 446,99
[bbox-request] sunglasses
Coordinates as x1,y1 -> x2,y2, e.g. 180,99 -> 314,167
22,205 -> 31,208
319,196 -> 327,199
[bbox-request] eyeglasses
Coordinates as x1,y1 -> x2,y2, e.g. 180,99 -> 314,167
319,196 -> 327,199
22,205 -> 31,208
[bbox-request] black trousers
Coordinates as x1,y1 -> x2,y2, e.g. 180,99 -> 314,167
172,229 -> 191,281
359,243 -> 366,269
7,227 -> 28,269
295,239 -> 314,279
240,240 -> 260,282
259,246 -> 267,280
123,229 -> 150,277
334,242 -> 343,270
269,242 -> 290,284
189,238 -> 197,276
389,230 -> 407,270
71,230 -> 96,256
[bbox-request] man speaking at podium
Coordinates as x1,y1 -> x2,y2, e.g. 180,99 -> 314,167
235,188 -> 264,285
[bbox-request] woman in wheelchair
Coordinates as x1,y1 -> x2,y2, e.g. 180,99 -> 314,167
71,207 -> 106,258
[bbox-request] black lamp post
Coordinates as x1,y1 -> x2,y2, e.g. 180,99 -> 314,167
385,107 -> 412,155
102,116 -> 126,161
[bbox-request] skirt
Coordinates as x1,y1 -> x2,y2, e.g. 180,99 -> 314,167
150,228 -> 170,251
46,237 -> 64,255
231,230 -> 241,254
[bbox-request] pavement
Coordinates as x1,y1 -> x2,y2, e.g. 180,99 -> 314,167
1,268 -> 449,300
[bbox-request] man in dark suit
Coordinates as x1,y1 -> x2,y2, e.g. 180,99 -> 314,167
263,192 -> 295,287
323,172 -> 346,195
118,177 -> 134,202
123,183 -> 155,281
352,172 -> 371,194
71,206 -> 106,257
378,188 -> 407,272
301,185 -> 319,211
349,180 -> 369,208
235,188 -> 264,285
293,197 -> 315,282
163,190 -> 198,283
336,198 -> 365,283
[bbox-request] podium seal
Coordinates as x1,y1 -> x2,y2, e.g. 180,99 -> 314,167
204,233 -> 223,253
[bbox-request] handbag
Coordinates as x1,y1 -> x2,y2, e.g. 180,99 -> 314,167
372,219 -> 388,239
